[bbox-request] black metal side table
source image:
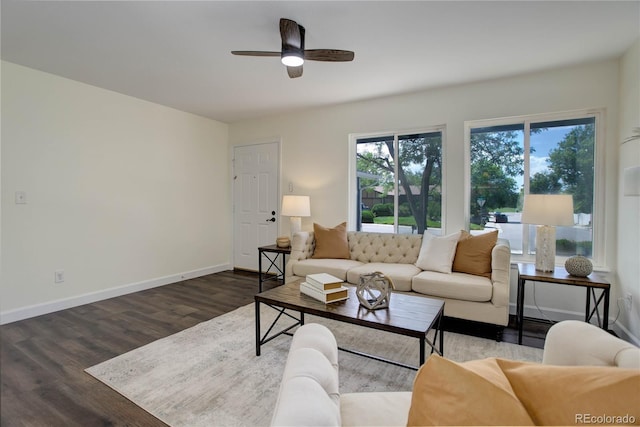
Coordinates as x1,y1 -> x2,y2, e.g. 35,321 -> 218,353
258,244 -> 291,292
516,262 -> 610,345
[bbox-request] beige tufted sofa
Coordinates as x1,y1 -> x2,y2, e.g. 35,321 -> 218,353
271,321 -> 639,427
285,231 -> 511,327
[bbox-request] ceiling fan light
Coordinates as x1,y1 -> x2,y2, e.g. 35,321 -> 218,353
281,53 -> 303,67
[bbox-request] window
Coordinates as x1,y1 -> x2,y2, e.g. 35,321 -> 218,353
465,111 -> 602,264
351,128 -> 444,235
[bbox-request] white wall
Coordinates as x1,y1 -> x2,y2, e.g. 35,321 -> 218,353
617,39 -> 640,342
1,61 -> 231,323
230,59 -> 630,337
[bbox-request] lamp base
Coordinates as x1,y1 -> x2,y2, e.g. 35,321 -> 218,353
289,216 -> 302,238
535,225 -> 556,272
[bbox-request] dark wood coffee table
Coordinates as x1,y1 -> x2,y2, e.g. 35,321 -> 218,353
255,280 -> 444,370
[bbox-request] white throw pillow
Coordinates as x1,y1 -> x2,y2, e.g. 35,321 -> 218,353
415,231 -> 461,273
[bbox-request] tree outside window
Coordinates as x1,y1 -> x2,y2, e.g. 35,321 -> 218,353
356,130 -> 443,235
469,116 -> 596,258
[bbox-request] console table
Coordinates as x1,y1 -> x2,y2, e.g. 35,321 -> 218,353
258,244 -> 291,292
516,262 -> 610,345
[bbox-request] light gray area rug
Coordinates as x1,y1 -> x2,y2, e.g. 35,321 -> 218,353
86,303 -> 543,427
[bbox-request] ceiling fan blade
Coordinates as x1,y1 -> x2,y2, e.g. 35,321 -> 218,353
287,65 -> 303,79
280,18 -> 301,48
231,51 -> 280,57
304,49 -> 355,62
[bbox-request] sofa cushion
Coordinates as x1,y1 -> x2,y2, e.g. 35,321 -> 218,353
346,263 -> 422,292
499,359 -> 640,426
292,258 -> 364,281
407,355 -> 534,426
412,271 -> 492,302
452,230 -> 498,278
415,231 -> 461,273
312,222 -> 350,259
341,392 -> 412,427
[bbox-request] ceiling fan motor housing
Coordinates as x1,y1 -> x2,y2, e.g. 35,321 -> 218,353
281,24 -> 305,66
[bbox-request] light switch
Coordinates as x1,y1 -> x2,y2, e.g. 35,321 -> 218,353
15,191 -> 27,204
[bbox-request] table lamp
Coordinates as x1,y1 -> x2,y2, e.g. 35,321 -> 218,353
521,194 -> 574,272
281,195 -> 310,237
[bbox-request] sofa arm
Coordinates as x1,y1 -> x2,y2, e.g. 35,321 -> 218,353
489,239 -> 511,309
285,231 -> 315,279
271,324 -> 340,427
542,320 -> 640,369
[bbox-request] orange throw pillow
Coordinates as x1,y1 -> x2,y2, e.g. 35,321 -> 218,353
311,222 -> 350,259
407,355 -> 534,426
452,230 -> 498,278
408,355 -> 640,427
500,359 -> 640,426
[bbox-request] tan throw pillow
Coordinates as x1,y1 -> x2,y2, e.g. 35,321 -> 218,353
407,355 -> 534,426
452,230 -> 498,278
311,222 -> 350,259
500,359 -> 640,426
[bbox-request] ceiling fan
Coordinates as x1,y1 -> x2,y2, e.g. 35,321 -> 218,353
231,18 -> 355,79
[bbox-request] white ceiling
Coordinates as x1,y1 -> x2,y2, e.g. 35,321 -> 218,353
2,1 -> 639,123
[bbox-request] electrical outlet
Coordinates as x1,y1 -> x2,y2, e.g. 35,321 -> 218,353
15,191 -> 27,204
623,294 -> 632,311
54,270 -> 65,283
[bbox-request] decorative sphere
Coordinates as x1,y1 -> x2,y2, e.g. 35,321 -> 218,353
565,255 -> 593,277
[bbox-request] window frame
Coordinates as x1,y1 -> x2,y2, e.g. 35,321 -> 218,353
349,125 -> 448,234
463,108 -> 606,267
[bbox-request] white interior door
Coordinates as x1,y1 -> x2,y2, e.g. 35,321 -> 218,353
233,142 -> 280,271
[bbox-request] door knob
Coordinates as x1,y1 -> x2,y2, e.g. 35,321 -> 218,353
266,218 -> 276,222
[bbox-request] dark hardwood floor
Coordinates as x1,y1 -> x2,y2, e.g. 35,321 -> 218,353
1,270 -> 548,427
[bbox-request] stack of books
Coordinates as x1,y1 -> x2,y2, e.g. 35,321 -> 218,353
300,273 -> 349,303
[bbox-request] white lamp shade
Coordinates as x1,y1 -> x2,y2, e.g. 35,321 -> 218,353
281,195 -> 311,217
521,194 -> 574,226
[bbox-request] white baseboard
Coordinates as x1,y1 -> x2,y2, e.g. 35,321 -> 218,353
0,264 -> 231,325
509,302 -> 640,346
